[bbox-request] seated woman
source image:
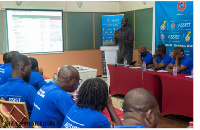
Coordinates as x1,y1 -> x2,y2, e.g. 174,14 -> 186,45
61,78 -> 121,128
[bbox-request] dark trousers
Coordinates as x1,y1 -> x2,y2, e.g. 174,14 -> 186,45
117,51 -> 133,65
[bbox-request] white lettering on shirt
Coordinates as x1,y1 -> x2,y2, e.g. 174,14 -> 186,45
34,103 -> 40,110
0,68 -> 5,73
37,89 -> 45,98
9,98 -> 21,102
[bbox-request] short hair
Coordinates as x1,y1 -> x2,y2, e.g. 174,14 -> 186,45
123,17 -> 128,23
157,44 -> 166,54
7,51 -> 20,63
77,78 -> 108,112
174,47 -> 184,54
123,88 -> 158,113
139,46 -> 147,51
11,54 -> 31,69
3,52 -> 8,63
29,57 -> 38,70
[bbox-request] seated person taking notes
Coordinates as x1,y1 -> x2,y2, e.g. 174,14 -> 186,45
148,44 -> 172,70
165,47 -> 193,74
62,78 -> 122,128
138,46 -> 153,67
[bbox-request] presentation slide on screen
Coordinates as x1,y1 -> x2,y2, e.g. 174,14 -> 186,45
7,10 -> 63,54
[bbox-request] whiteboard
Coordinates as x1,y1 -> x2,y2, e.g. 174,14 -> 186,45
6,9 -> 64,54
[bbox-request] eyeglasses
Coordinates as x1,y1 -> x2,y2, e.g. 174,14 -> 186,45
58,75 -> 82,84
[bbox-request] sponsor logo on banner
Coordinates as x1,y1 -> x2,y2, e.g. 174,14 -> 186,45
178,23 -> 191,27
171,23 -> 175,28
185,31 -> 191,42
177,1 -> 186,11
168,35 -> 180,40
112,19 -> 120,23
161,34 -> 165,40
160,21 -> 166,30
107,19 -> 110,22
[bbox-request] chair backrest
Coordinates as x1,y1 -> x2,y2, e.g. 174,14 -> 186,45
0,100 -> 29,128
0,103 -> 17,128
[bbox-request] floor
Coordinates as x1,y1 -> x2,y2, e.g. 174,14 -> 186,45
100,77 -> 193,128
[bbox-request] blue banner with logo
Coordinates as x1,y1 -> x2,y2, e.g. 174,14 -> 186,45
101,14 -> 124,75
155,1 -> 193,59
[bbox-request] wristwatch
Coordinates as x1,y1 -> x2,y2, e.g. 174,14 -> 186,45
138,54 -> 141,56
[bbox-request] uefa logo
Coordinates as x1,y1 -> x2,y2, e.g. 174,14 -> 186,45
177,1 -> 186,11
161,34 -> 165,40
171,23 -> 175,29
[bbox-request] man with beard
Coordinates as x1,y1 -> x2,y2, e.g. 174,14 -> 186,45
0,54 -> 37,116
114,17 -> 134,65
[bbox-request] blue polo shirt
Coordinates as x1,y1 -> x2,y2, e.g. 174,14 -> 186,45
61,104 -> 110,128
115,125 -> 148,128
30,82 -> 75,128
0,63 -> 12,85
27,70 -> 46,91
0,78 -> 37,116
156,54 -> 172,70
142,51 -> 153,64
170,55 -> 193,74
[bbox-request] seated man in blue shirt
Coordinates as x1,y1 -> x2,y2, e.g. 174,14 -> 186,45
115,88 -> 160,128
0,54 -> 37,116
165,47 -> 193,74
27,57 -> 46,91
148,44 -> 172,70
30,65 -> 80,128
62,78 -> 121,128
0,51 -> 20,85
138,46 -> 153,67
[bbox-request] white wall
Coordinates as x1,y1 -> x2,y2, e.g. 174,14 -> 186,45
0,1 -> 119,12
119,1 -> 154,12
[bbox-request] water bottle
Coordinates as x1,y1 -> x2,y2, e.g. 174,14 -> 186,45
191,69 -> 193,78
71,90 -> 78,99
187,121 -> 193,128
142,61 -> 146,71
53,73 -> 58,82
173,64 -> 177,76
123,58 -> 127,67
